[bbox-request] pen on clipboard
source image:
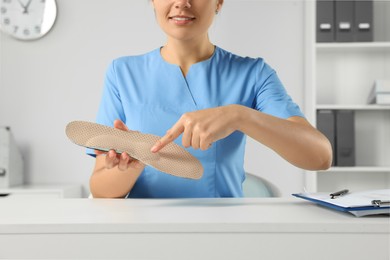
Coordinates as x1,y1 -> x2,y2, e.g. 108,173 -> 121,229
330,189 -> 349,199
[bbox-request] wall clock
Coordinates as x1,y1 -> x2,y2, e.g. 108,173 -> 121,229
0,0 -> 57,41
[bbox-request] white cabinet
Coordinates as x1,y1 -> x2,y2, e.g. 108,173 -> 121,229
304,1 -> 390,192
0,184 -> 82,198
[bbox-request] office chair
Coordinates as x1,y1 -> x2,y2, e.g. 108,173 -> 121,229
243,172 -> 278,197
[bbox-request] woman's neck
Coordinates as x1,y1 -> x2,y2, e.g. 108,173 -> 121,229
161,38 -> 215,76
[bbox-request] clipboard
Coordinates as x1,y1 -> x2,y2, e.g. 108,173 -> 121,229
292,189 -> 390,217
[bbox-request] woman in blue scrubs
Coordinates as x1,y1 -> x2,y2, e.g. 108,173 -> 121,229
89,0 -> 332,198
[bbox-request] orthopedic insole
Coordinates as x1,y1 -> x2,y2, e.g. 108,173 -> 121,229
65,121 -> 203,179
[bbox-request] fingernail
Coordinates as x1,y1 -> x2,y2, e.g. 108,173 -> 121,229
151,142 -> 160,152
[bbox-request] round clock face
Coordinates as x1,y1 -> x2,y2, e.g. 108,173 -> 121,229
0,0 -> 57,40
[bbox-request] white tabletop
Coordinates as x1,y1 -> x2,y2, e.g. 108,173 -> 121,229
0,198 -> 388,234
1,198 -> 389,259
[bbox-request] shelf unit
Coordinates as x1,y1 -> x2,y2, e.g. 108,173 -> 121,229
304,1 -> 390,192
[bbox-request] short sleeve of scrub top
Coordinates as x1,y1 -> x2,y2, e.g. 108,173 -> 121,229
88,46 -> 304,198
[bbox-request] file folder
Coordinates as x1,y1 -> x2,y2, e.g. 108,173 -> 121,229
317,110 -> 336,166
316,0 -> 335,42
293,189 -> 390,217
367,80 -> 390,105
354,0 -> 373,42
335,110 -> 355,166
335,0 -> 354,42
370,94 -> 390,105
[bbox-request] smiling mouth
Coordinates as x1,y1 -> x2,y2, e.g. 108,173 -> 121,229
169,16 -> 195,21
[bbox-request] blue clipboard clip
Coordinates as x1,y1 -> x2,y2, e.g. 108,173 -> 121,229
371,200 -> 390,207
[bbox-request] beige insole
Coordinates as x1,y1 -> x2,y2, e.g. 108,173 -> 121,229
65,121 -> 203,179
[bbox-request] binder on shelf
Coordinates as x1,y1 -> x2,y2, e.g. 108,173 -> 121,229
317,110 -> 336,166
367,79 -> 390,105
354,0 -> 373,42
292,189 -> 390,217
316,0 -> 375,43
317,0 -> 335,42
335,110 -> 355,166
335,0 -> 354,42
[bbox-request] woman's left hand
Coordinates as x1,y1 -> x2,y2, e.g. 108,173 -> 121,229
150,103 -> 332,170
151,105 -> 240,152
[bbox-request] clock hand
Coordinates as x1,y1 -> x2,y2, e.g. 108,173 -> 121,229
24,0 -> 33,14
17,0 -> 33,14
17,0 -> 27,9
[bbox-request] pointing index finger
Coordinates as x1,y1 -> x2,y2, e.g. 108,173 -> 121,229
151,123 -> 184,153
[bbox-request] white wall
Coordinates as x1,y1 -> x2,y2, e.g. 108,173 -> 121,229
0,0 -> 306,197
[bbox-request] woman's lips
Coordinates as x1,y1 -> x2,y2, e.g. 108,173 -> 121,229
169,16 -> 195,25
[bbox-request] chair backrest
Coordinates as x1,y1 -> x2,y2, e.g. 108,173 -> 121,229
243,172 -> 279,197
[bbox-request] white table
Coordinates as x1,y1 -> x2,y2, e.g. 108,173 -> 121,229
0,198 -> 389,260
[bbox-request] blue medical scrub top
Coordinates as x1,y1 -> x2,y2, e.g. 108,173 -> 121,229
89,46 -> 304,198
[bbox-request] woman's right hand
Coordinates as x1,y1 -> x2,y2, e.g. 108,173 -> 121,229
95,119 -> 145,171
90,119 -> 145,198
